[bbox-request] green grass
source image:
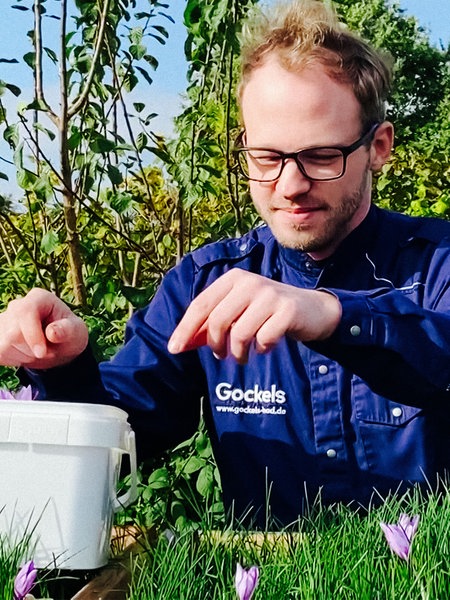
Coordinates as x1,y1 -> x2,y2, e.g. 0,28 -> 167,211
125,486 -> 450,599
0,525 -> 37,599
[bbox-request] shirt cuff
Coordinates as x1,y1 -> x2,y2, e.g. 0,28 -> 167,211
320,289 -> 375,346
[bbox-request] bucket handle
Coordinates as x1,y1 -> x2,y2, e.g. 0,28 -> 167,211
112,429 -> 138,512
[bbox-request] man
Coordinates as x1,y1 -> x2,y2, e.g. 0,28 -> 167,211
2,0 -> 450,526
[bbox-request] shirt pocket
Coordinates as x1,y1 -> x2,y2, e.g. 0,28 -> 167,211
352,377 -> 426,479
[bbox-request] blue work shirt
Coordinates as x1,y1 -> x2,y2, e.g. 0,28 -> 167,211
30,205 -> 450,526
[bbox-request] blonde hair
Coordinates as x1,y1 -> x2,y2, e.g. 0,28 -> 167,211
239,0 -> 393,128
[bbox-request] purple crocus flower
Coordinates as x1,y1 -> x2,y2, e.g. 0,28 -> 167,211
235,563 -> 259,600
380,513 -> 420,560
0,385 -> 35,400
14,560 -> 37,600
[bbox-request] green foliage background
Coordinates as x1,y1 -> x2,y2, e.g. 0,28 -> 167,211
0,0 -> 449,530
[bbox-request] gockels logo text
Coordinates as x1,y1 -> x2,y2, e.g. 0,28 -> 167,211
214,382 -> 287,416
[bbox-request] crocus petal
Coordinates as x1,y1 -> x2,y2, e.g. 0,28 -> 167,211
398,513 -> 420,540
380,523 -> 410,559
13,385 -> 35,400
14,560 -> 37,600
235,563 -> 259,600
380,513 -> 420,561
0,386 -> 35,401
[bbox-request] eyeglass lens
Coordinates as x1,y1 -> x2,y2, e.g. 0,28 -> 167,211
238,147 -> 345,182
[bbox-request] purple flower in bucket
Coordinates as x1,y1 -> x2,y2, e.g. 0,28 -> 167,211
14,560 -> 37,600
380,513 -> 420,560
235,563 -> 259,600
0,385 -> 35,400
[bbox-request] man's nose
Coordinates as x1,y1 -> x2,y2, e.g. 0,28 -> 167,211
275,158 -> 313,197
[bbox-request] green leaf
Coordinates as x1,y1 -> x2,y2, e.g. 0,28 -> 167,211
103,292 -> 117,313
67,129 -> 82,150
157,241 -> 165,257
110,191 -> 133,213
4,83 -> 21,97
183,456 -> 204,474
16,168 -> 37,190
33,122 -> 56,141
44,47 -> 58,64
107,164 -> 123,185
174,514 -> 188,530
202,181 -> 219,196
41,230 -> 60,255
170,500 -> 186,522
152,25 -> 169,39
123,71 -> 139,92
143,55 -> 159,70
134,66 -> 153,86
12,143 -> 23,168
33,175 -> 53,201
162,233 -> 173,248
129,27 -> 144,45
23,52 -> 36,69
149,33 -> 167,45
136,132 -> 148,152
148,467 -> 170,490
144,113 -> 158,125
121,284 -> 156,308
4,124 -> 19,149
196,465 -> 215,497
135,12 -> 151,20
195,432 -> 212,458
89,136 -> 117,154
149,146 -> 171,162
26,99 -> 49,111
130,43 -> 146,60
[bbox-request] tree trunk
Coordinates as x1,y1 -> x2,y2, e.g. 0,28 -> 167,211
59,0 -> 86,305
62,188 -> 86,305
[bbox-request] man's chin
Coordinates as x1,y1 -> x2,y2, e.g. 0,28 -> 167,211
273,231 -> 319,252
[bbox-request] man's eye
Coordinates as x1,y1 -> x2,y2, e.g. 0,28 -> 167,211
301,150 -> 341,164
249,152 -> 281,165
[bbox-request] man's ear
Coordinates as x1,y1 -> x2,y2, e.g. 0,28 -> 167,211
370,121 -> 394,171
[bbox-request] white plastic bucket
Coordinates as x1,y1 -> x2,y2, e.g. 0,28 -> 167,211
0,400 -> 138,570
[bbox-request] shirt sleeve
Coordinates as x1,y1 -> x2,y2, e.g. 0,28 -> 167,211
310,282 -> 450,405
24,255 -> 207,460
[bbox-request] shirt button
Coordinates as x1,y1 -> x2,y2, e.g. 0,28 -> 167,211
318,364 -> 329,375
350,325 -> 361,337
326,448 -> 337,458
392,407 -> 403,418
239,243 -> 248,252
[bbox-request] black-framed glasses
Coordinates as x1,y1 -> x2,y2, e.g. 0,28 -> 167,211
233,122 -> 380,183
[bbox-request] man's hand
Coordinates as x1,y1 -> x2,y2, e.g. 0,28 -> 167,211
168,269 -> 342,363
0,288 -> 89,369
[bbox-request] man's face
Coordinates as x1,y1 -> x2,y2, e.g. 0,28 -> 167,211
240,58 -> 391,259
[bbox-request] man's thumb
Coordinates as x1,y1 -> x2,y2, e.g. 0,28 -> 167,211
45,319 -> 72,344
45,317 -> 88,349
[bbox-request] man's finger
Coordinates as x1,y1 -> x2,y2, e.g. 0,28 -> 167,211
168,322 -> 208,353
168,274 -> 238,353
45,317 -> 89,351
15,309 -> 48,359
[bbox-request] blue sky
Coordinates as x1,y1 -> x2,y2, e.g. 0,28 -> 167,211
400,0 -> 450,48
